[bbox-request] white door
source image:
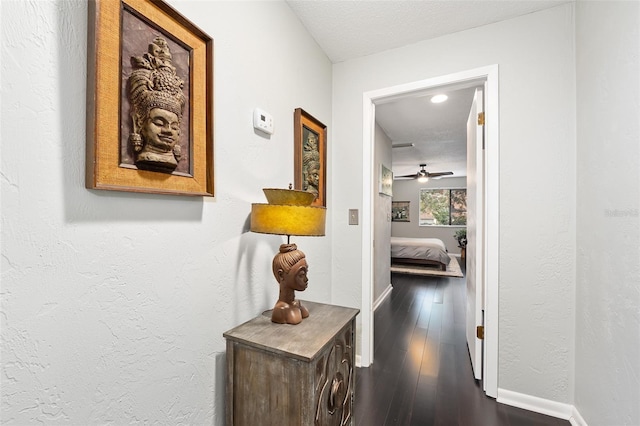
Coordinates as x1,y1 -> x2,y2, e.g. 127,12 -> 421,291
466,88 -> 484,380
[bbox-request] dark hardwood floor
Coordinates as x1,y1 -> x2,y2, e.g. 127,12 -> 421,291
354,268 -> 569,426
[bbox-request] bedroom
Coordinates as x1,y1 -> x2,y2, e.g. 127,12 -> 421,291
372,83 -> 479,301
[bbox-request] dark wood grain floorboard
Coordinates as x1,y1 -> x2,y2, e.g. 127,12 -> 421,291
355,270 -> 570,426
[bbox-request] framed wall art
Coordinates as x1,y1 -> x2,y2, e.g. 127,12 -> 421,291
86,0 -> 214,196
379,163 -> 393,196
392,201 -> 410,222
294,108 -> 327,207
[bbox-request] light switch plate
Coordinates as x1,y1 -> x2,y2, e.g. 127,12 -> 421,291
349,209 -> 359,225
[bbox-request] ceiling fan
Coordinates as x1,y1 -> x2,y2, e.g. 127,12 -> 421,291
395,163 -> 453,181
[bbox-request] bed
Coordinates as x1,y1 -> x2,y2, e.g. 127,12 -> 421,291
390,237 -> 451,271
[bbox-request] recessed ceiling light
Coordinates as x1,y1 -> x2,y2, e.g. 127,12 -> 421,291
430,94 -> 448,104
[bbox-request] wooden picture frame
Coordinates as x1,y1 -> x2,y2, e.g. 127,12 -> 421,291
87,0 -> 214,196
294,108 -> 327,207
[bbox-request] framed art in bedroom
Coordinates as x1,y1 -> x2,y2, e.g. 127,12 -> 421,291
86,0 -> 214,196
392,201 -> 410,222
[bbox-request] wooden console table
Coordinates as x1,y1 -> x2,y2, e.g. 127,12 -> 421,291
224,301 -> 359,426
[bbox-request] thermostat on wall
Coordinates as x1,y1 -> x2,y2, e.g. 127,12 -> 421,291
253,108 -> 274,135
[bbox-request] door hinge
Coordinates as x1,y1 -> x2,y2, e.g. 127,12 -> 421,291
477,112 -> 485,126
476,325 -> 485,340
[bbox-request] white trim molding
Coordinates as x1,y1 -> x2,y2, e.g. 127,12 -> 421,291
497,388 -> 574,421
373,284 -> 393,311
361,64 -> 500,396
569,406 -> 588,426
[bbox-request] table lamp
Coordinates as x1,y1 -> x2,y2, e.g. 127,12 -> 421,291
251,186 -> 326,325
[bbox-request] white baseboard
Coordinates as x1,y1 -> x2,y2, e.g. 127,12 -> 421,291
569,406 -> 588,426
357,284 -> 391,370
372,284 -> 392,312
497,388 -> 574,420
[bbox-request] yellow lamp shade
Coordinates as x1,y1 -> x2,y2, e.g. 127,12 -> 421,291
251,204 -> 326,236
250,187 -> 326,236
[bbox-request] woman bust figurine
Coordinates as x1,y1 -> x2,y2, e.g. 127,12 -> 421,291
271,243 -> 310,324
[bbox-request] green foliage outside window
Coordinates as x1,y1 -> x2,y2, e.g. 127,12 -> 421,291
419,188 -> 467,226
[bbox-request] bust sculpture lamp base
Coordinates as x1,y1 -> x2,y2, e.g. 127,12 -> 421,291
270,243 -> 310,325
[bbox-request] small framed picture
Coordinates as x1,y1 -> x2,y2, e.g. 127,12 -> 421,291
379,164 -> 393,196
392,201 -> 410,222
294,108 -> 327,207
86,0 -> 214,196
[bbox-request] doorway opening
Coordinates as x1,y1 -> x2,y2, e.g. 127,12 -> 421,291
360,65 -> 499,397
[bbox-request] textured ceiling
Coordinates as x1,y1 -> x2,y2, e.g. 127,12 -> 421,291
286,0 -> 571,178
286,0 -> 571,64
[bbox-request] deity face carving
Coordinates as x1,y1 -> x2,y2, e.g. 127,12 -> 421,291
306,165 -> 319,189
304,132 -> 318,152
128,36 -> 185,173
149,41 -> 172,62
140,108 -> 180,153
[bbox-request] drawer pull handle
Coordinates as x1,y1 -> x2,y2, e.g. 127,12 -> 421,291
328,372 -> 345,414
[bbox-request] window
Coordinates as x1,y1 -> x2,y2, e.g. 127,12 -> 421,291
419,188 -> 467,226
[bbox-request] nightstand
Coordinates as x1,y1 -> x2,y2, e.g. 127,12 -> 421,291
223,301 -> 359,426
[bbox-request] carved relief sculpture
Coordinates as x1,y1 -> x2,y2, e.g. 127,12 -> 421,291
127,36 -> 186,173
302,130 -> 320,200
87,0 -> 214,195
294,108 -> 326,207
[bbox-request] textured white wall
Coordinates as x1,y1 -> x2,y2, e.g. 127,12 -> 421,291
373,124 -> 392,304
575,1 -> 640,424
0,0 -> 332,424
391,177 -> 467,255
332,4 -> 576,403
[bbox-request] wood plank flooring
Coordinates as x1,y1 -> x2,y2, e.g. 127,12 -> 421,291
354,269 -> 569,426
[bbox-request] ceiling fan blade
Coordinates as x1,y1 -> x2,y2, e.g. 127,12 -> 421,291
427,171 -> 454,178
393,166 -> 453,180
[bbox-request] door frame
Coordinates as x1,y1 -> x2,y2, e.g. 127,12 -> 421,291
360,65 -> 499,398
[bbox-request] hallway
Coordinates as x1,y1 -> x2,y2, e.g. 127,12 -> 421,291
354,269 -> 569,425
